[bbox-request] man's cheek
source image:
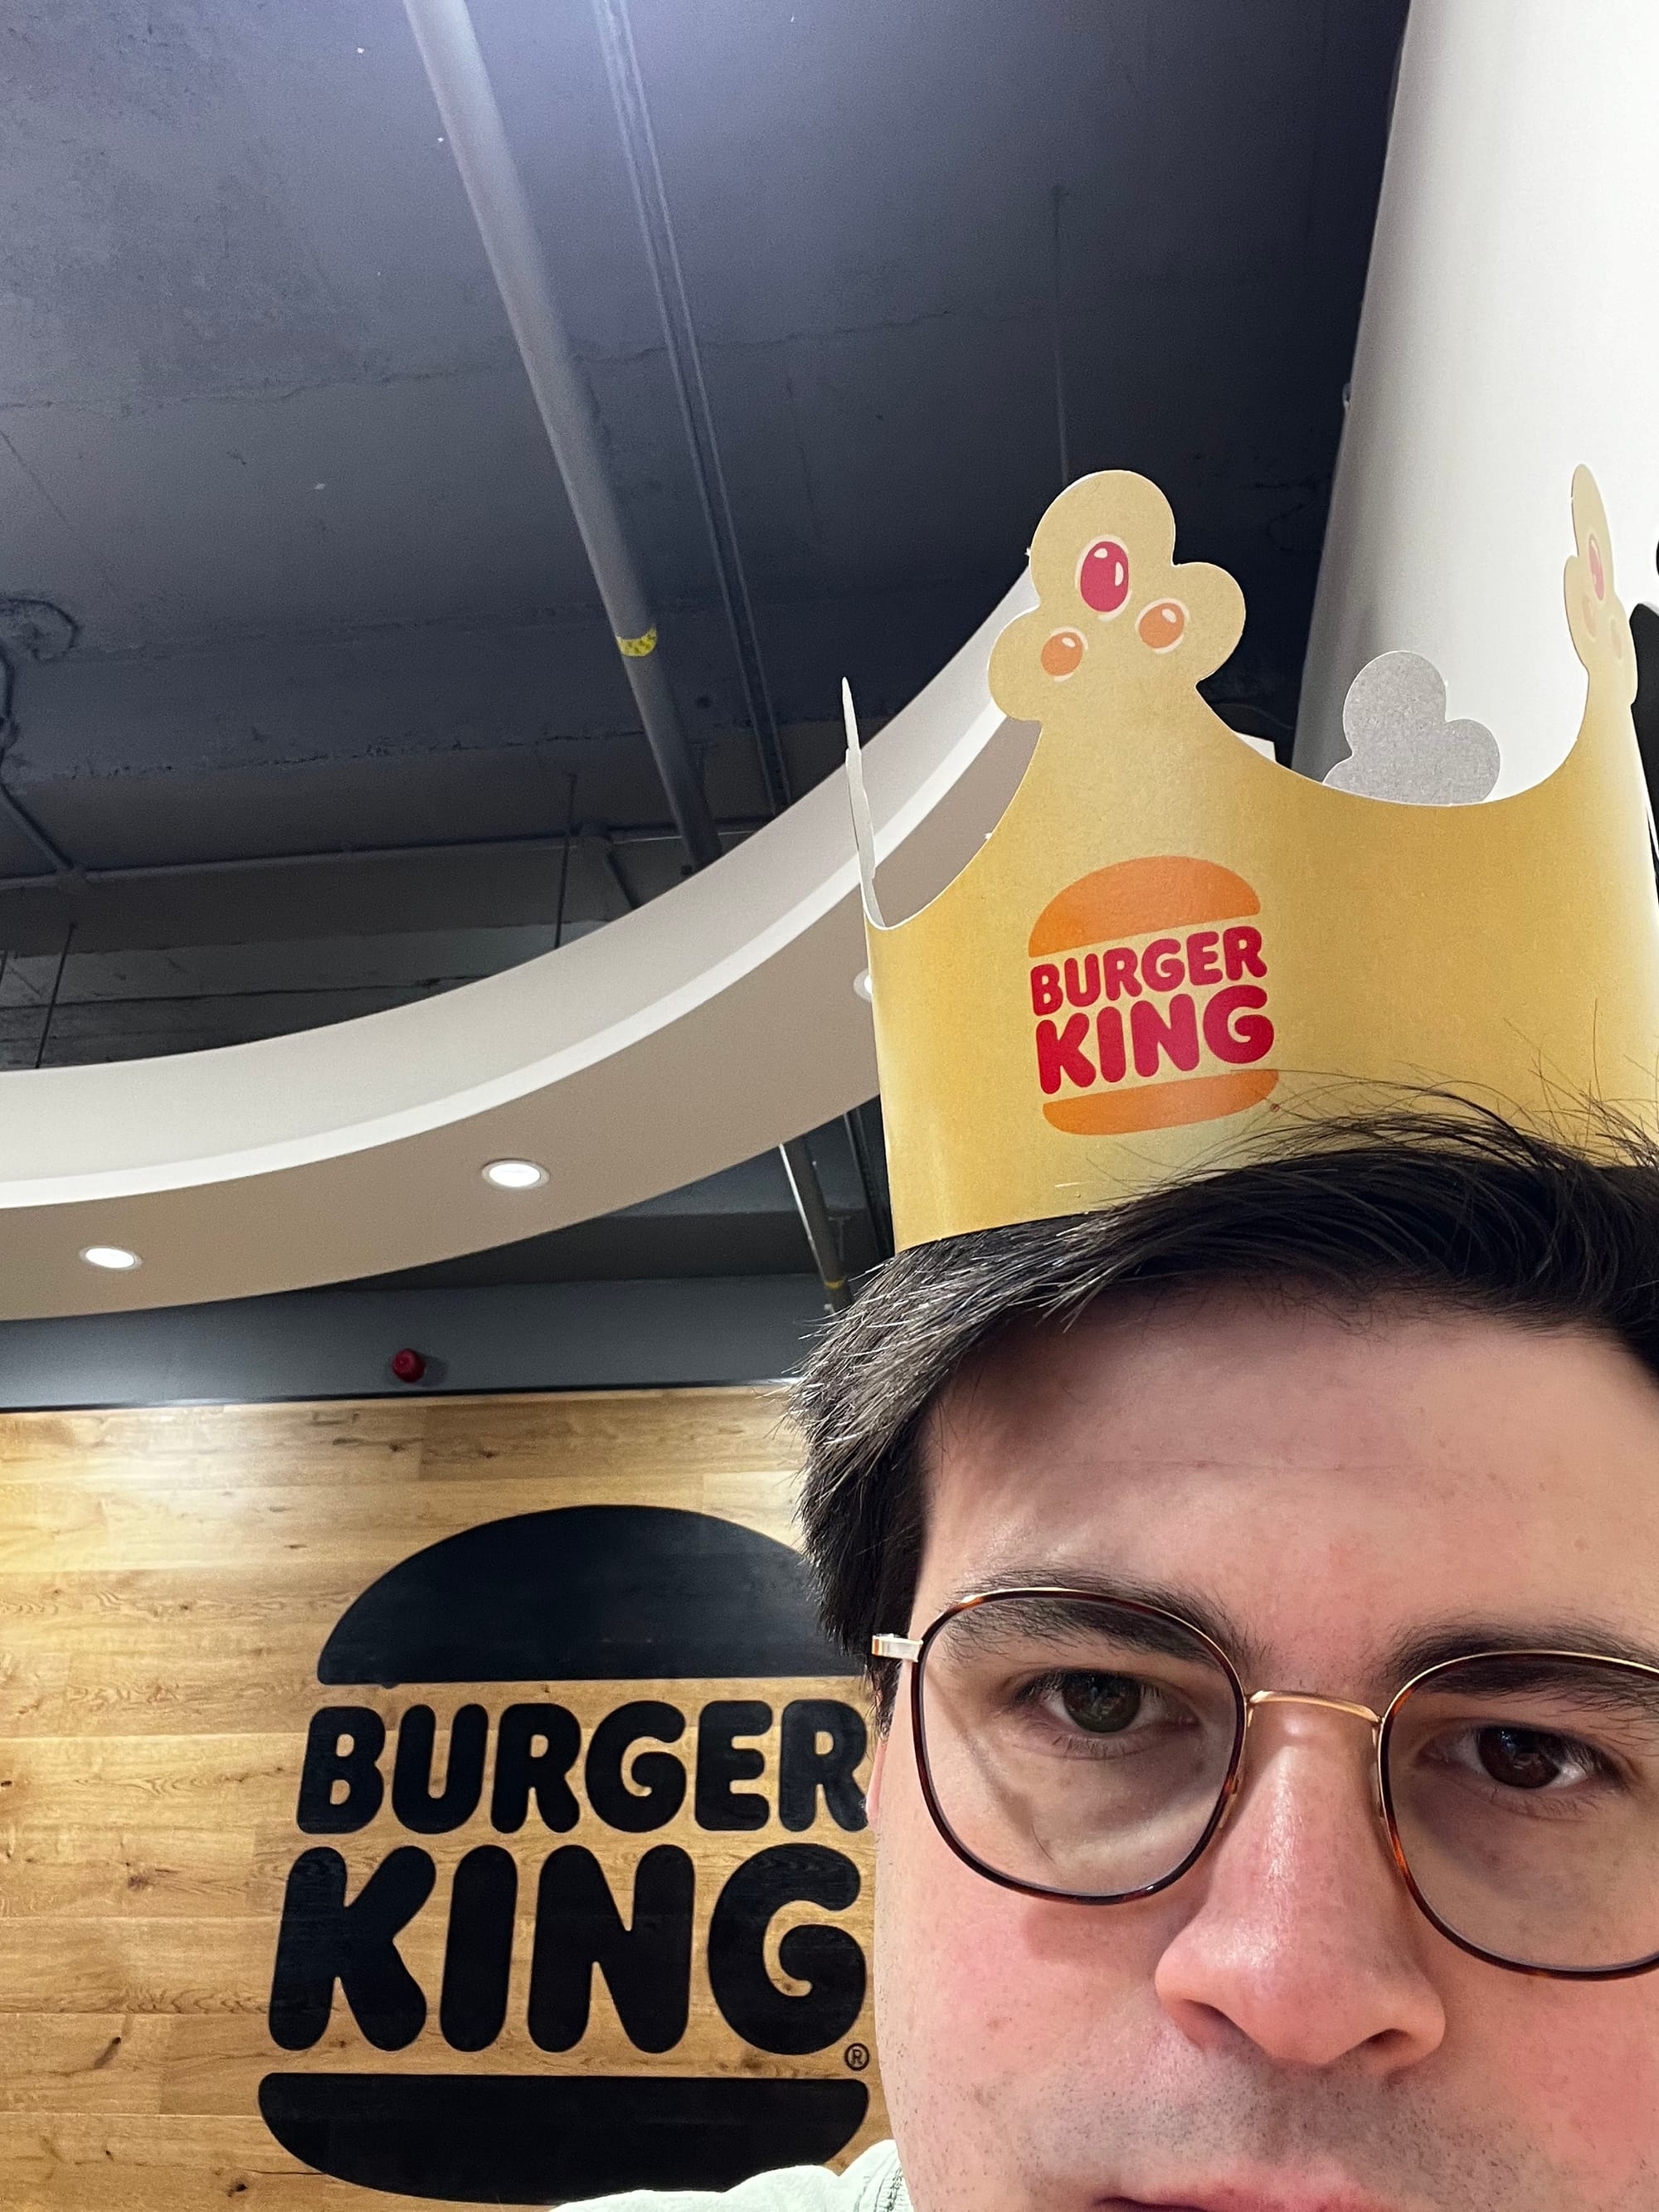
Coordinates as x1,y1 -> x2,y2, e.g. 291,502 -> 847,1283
875,1758 -> 1026,2050
874,1764 -> 1148,2065
1511,1995 -> 1659,2193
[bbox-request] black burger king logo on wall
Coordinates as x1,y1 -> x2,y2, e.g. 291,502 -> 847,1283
259,1506 -> 874,2204
1028,853 -> 1277,1134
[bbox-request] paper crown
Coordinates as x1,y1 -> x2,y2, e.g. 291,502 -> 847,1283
851,465 -> 1659,1251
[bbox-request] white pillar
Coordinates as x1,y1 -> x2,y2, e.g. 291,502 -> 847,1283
1294,0 -> 1659,789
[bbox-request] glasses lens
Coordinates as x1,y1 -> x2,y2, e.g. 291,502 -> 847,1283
1386,1654 -> 1659,1973
917,1593 -> 1243,1898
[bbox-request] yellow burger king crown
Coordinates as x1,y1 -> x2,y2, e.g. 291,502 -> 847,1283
852,465 -> 1659,1251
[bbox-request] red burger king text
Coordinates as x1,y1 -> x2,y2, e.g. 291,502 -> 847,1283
1029,925 -> 1272,1096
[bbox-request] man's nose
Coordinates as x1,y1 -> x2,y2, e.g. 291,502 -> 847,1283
1152,1704 -> 1447,2073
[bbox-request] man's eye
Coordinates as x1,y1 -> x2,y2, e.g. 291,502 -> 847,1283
1056,1671 -> 1143,1734
1472,1724 -> 1597,1791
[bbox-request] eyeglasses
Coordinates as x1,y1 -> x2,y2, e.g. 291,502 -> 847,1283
873,1588 -> 1659,1980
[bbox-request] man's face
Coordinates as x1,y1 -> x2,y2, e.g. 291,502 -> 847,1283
867,1294 -> 1659,2210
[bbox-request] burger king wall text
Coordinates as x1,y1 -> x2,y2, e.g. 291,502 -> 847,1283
0,1390 -> 885,2212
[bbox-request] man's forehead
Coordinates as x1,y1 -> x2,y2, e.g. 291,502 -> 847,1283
937,1282 -> 1512,1413
915,1293 -> 1659,1675
925,1285 -> 1645,1480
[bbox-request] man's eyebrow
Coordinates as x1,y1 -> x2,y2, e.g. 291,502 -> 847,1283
933,1578 -> 1659,1697
938,1565 -> 1266,1676
1384,1619 -> 1659,1686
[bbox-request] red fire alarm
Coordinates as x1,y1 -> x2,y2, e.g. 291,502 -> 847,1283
390,1348 -> 427,1384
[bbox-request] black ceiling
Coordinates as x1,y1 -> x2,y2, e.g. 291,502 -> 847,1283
0,0 -> 1404,972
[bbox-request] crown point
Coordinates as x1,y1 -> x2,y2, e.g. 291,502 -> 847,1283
841,677 -> 885,930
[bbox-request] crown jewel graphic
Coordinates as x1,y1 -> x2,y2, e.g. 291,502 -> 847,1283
849,467 -> 1659,1251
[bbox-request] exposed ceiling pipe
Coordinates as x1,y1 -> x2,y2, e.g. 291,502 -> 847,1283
402,0 -> 719,871
0,816 -> 765,898
591,0 -> 887,1274
591,0 -> 792,817
780,1135 -> 850,1311
401,0 -> 851,1308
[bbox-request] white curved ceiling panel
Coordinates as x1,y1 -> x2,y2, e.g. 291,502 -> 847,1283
0,575 -> 1035,1319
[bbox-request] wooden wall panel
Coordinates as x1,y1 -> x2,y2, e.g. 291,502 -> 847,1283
0,1388 -> 883,2211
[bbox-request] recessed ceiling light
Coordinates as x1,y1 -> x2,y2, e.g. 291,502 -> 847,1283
80,1243 -> 141,1271
854,969 -> 873,1002
482,1158 -> 548,1191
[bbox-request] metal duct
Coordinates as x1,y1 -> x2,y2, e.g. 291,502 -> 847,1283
402,0 -> 720,870
403,0 -> 854,1305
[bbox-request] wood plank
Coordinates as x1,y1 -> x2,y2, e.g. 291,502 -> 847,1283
0,1918 -> 275,2014
0,1403 -> 427,1484
48,1655 -> 329,1738
0,1391 -> 798,1485
0,1734 -> 300,1829
0,1828 -> 258,1919
0,2015 -> 167,2114
419,1386 -> 796,1483
0,1568 -> 367,1669
0,1469 -> 797,1574
0,1646 -> 71,1728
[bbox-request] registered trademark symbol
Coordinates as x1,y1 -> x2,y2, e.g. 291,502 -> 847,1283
844,2041 -> 870,2072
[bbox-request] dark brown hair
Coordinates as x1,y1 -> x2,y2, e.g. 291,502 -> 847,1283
794,1104 -> 1659,1706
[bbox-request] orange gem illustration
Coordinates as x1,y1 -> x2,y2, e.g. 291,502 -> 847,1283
1039,628 -> 1086,678
1136,598 -> 1187,651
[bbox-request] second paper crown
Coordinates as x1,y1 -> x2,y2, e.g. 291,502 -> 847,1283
851,465 -> 1659,1252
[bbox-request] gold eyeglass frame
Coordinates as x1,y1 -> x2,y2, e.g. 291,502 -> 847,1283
873,1587 -> 1659,1981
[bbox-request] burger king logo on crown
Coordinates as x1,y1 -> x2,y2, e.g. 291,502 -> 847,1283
1026,855 -> 1275,1135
